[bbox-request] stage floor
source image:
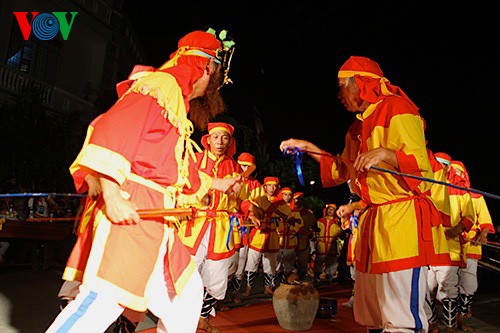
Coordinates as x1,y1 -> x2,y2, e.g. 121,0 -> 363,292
136,280 -> 364,333
0,265 -> 498,332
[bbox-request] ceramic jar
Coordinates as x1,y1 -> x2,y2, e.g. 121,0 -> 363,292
272,282 -> 320,331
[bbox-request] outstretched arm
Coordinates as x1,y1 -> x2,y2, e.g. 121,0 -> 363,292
210,175 -> 243,195
279,138 -> 323,163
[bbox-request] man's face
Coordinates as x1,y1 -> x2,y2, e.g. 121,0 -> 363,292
207,130 -> 232,158
265,183 -> 278,196
282,192 -> 292,203
338,77 -> 364,113
326,206 -> 335,216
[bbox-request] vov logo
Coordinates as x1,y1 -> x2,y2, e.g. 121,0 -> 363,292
13,12 -> 78,41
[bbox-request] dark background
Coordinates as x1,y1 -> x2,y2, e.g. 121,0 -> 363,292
122,1 -> 499,221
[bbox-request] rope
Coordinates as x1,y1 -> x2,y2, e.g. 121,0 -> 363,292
0,192 -> 87,198
370,166 -> 500,200
25,217 -> 80,222
463,238 -> 500,251
283,147 -> 500,200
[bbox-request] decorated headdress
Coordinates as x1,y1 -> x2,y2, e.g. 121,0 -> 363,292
206,27 -> 236,87
159,28 -> 235,88
201,122 -> 236,157
338,56 -> 417,109
237,152 -> 256,166
281,187 -> 292,194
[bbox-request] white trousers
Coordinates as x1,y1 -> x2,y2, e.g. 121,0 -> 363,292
427,265 -> 459,301
227,251 -> 238,277
57,280 -> 147,324
276,248 -> 296,274
354,267 -> 429,333
193,224 -> 231,300
458,258 -> 478,295
245,248 -> 277,275
235,245 -> 249,280
46,230 -> 203,333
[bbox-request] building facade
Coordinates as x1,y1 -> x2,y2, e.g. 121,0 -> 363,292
0,0 -> 147,122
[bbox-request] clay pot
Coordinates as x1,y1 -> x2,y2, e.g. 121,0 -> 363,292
272,282 -> 320,331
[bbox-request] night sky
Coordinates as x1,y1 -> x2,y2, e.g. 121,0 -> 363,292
123,1 -> 499,220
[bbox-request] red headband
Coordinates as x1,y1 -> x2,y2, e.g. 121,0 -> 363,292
434,152 -> 452,165
264,176 -> 279,185
201,122 -> 236,157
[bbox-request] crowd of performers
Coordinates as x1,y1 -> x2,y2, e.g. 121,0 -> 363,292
48,142 -> 494,333
3,28 -> 491,333
53,126 -> 359,333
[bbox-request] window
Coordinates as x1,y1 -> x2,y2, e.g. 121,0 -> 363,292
6,27 -> 34,73
6,21 -> 62,84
